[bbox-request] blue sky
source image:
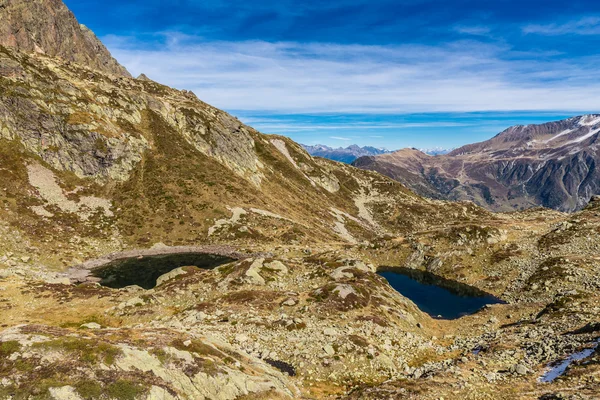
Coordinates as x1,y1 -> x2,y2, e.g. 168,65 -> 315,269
65,0 -> 600,149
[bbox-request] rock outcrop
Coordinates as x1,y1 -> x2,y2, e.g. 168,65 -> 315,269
0,0 -> 130,77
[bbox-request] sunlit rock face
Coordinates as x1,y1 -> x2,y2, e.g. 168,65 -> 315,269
0,0 -> 131,77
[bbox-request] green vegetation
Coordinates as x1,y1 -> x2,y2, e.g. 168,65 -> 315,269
491,244 -> 522,264
94,137 -> 108,153
59,314 -> 110,329
171,339 -> 223,359
150,348 -> 169,364
33,338 -> 122,365
74,380 -> 103,399
0,341 -> 21,357
113,110 -> 257,245
527,258 -> 570,285
106,380 -> 146,400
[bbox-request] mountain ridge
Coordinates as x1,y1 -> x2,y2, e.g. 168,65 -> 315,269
302,143 -> 391,163
353,114 -> 600,212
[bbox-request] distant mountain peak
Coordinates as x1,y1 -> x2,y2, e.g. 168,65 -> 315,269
577,114 -> 600,126
302,144 -> 391,164
418,147 -> 454,156
0,0 -> 131,77
355,114 -> 600,212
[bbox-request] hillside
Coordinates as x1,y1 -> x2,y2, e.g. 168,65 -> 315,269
354,115 -> 600,212
0,41 -> 493,265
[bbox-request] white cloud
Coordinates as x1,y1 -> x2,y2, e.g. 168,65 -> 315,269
234,120 -> 472,132
454,25 -> 492,36
523,17 -> 600,36
330,136 -> 352,141
105,34 -> 600,114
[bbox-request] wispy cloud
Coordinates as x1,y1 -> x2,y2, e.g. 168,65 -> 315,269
105,33 -> 600,114
330,136 -> 352,141
454,25 -> 492,36
235,120 -> 473,132
523,16 -> 600,36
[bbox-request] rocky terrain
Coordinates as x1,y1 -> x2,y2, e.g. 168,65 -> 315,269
0,1 -> 599,399
302,144 -> 390,164
0,0 -> 130,77
353,116 -> 600,212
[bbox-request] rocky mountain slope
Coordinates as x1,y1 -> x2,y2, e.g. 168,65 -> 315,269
1,1 -> 600,399
0,0 -> 130,77
303,144 -> 390,163
354,115 -> 600,212
0,40 -> 489,262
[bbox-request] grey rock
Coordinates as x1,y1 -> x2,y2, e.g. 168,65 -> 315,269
0,0 -> 131,77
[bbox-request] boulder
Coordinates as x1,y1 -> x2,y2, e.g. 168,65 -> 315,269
156,267 -> 189,286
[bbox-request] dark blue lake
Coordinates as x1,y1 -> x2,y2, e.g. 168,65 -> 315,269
379,267 -> 505,319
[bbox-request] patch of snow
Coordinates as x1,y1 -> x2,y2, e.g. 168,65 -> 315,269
543,129 -> 574,144
579,115 -> 600,127
569,128 -> 600,144
539,339 -> 600,383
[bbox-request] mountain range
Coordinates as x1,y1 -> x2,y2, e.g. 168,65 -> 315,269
1,1 -> 600,399
302,144 -> 390,163
354,115 -> 600,212
303,144 -> 454,164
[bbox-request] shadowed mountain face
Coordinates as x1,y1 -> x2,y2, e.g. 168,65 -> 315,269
354,115 -> 600,212
303,144 -> 390,163
0,0 -> 130,77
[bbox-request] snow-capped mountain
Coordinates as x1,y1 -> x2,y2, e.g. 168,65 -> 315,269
303,144 -> 390,163
354,115 -> 600,212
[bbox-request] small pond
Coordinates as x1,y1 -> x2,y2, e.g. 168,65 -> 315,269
378,267 -> 505,319
91,253 -> 236,289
